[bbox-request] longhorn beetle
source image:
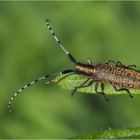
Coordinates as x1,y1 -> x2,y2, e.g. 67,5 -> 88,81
8,19 -> 139,112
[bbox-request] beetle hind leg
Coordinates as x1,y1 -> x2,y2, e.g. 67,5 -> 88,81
113,86 -> 133,98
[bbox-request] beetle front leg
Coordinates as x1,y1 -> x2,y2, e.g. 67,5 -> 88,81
71,78 -> 93,97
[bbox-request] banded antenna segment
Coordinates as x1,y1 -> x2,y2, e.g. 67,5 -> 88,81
8,72 -> 59,112
45,19 -> 78,64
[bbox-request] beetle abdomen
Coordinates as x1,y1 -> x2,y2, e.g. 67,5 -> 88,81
95,64 -> 140,89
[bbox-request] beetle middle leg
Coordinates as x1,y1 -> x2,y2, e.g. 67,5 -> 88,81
71,78 -> 93,97
106,60 -> 116,65
106,60 -> 125,67
95,82 -> 109,101
113,86 -> 133,98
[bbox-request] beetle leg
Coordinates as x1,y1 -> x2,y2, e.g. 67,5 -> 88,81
71,78 -> 93,97
113,86 -> 133,98
116,61 -> 136,69
106,60 -> 136,69
106,60 -> 123,67
115,61 -> 126,67
87,57 -> 92,64
95,82 -> 109,101
106,60 -> 116,65
106,60 -> 123,66
126,65 -> 136,69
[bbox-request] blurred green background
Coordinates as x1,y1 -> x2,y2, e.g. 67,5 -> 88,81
1,1 -> 140,138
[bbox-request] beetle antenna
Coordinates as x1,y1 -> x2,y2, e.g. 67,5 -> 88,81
8,74 -> 50,112
45,19 -> 78,65
8,70 -> 74,112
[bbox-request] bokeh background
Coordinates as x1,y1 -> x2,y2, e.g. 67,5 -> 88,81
0,1 -> 140,138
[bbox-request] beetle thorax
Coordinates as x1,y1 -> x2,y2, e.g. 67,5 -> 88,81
75,63 -> 96,76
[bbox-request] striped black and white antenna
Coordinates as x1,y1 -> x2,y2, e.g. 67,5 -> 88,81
45,19 -> 78,65
8,19 -> 76,112
8,74 -> 51,112
8,69 -> 73,112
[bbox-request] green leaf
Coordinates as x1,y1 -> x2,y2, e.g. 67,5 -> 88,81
53,72 -> 140,95
72,127 -> 140,139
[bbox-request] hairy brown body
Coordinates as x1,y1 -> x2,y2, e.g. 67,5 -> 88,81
75,63 -> 140,89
